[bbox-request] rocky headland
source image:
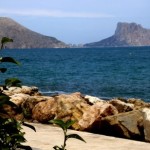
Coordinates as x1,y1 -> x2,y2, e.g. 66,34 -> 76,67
84,22 -> 150,47
0,17 -> 68,48
2,85 -> 150,143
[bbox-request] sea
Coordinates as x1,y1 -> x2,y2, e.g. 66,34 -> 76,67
0,47 -> 150,102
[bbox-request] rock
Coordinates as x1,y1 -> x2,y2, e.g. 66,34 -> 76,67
109,99 -> 134,113
99,110 -> 144,140
54,92 -> 90,130
84,95 -> 105,104
78,102 -> 118,131
32,97 -> 57,122
10,93 -> 31,107
127,98 -> 150,109
84,22 -> 150,47
40,92 -> 117,131
2,85 -> 150,143
2,93 -> 30,119
22,96 -> 52,120
10,93 -> 55,120
9,93 -> 44,120
96,102 -> 118,117
3,86 -> 41,96
142,108 -> 150,142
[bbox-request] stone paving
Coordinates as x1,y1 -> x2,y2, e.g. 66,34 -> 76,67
23,123 -> 150,150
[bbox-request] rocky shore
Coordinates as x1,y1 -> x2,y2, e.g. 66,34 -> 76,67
3,86 -> 150,142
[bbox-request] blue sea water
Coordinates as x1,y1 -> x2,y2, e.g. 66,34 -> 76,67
0,47 -> 150,101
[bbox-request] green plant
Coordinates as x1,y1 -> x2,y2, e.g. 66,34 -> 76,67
0,37 -> 36,150
50,119 -> 86,150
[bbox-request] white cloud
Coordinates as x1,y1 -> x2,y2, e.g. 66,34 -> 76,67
0,8 -> 115,18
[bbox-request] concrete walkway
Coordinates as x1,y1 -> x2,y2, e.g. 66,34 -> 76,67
23,123 -> 150,150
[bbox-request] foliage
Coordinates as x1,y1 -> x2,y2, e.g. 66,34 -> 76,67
0,37 -> 35,150
50,119 -> 86,150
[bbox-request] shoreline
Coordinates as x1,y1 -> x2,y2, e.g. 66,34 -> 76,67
2,85 -> 150,143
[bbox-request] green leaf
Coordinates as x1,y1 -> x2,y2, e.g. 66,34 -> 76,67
0,68 -> 7,73
66,134 -> 86,143
1,37 -> 13,49
5,78 -> 22,87
12,134 -> 26,142
0,93 -> 17,108
22,122 -> 36,132
6,100 -> 18,108
0,93 -> 10,106
0,57 -> 20,65
49,119 -> 66,130
65,120 -> 76,129
5,136 -> 12,143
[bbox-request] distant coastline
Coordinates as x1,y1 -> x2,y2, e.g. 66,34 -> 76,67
1,17 -> 150,49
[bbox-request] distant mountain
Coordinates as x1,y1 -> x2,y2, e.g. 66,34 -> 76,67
84,22 -> 150,47
0,17 -> 68,49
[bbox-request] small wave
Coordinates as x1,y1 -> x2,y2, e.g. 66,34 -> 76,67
40,90 -> 66,96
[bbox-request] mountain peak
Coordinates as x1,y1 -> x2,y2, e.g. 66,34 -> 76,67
115,22 -> 143,36
0,17 -> 67,49
84,22 -> 150,47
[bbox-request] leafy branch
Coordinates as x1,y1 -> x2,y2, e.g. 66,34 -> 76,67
50,119 -> 86,150
0,37 -> 35,149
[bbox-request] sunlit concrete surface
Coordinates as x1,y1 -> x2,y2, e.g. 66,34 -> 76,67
23,123 -> 150,150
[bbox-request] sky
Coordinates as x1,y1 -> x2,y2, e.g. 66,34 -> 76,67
0,0 -> 149,44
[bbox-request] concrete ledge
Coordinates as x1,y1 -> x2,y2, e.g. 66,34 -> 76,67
23,123 -> 150,150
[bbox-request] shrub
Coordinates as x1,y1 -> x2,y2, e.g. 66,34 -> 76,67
0,37 -> 35,150
50,119 -> 86,150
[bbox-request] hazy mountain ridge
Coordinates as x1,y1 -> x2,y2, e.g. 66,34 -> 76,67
0,17 -> 67,49
84,22 -> 150,47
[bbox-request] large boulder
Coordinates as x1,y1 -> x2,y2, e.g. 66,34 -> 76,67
54,92 -> 90,130
109,99 -> 134,113
78,102 -> 118,131
10,93 -> 31,107
55,93 -> 118,130
2,93 -> 31,120
32,97 -> 57,122
96,102 -> 118,117
142,108 -> 150,142
9,94 -> 47,120
99,110 -> 144,140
